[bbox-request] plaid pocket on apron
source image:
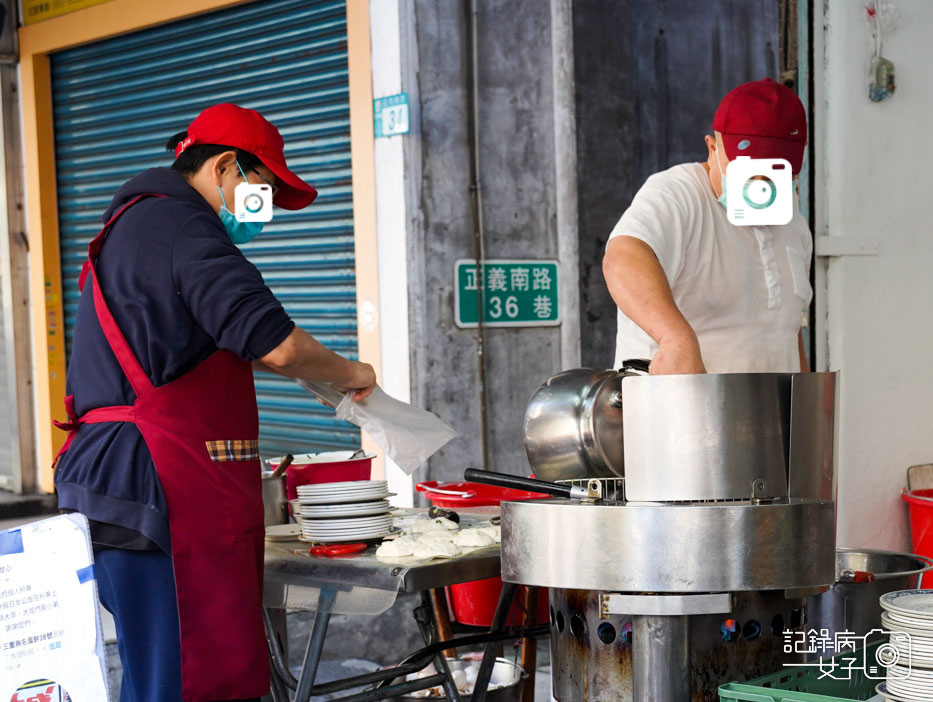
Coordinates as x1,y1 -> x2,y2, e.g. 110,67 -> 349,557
205,439 -> 260,462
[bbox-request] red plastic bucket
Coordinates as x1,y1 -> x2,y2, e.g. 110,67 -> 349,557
903,489 -> 933,558
416,479 -> 550,627
268,453 -> 374,501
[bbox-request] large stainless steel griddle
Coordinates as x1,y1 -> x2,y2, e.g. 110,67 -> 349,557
471,370 -> 838,702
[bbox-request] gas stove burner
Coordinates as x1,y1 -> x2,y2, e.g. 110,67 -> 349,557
503,370 -> 839,701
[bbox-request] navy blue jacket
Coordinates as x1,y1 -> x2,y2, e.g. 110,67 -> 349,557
55,168 -> 294,552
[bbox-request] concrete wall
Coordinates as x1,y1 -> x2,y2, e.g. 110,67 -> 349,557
817,0 -> 933,550
405,0 -> 568,483
573,0 -> 780,367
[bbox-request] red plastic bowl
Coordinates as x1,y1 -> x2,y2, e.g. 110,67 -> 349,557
415,480 -> 550,508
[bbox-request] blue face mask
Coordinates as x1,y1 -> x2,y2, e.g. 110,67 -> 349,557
217,161 -> 265,245
714,147 -> 729,210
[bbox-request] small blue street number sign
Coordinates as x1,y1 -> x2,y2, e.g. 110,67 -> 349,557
373,93 -> 409,138
454,259 -> 560,328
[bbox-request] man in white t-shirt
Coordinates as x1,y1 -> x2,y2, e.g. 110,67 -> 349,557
603,78 -> 812,375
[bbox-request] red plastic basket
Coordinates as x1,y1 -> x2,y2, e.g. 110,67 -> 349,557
416,479 -> 550,627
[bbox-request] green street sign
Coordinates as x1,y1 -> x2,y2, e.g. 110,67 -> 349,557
454,259 -> 560,328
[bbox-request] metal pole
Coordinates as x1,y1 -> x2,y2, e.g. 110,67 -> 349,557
263,607 -> 298,693
632,615 -> 690,702
464,0 -> 490,471
294,588 -> 338,702
472,581 -> 518,702
414,590 -> 463,702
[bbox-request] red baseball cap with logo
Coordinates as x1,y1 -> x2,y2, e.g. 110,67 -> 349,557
713,78 -> 808,174
175,103 -> 317,209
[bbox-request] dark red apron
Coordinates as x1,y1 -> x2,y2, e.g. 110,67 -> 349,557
55,195 -> 269,701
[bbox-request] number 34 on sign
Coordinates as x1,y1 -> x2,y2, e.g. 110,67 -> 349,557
454,259 -> 560,328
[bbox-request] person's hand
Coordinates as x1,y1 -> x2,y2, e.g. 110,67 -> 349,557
334,361 -> 377,401
649,333 -> 706,375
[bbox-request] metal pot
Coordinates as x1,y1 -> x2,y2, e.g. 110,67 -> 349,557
261,471 -> 288,526
392,657 -> 525,702
523,361 -> 648,482
807,547 -> 933,641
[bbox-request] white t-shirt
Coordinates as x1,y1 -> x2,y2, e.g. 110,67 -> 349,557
607,162 -> 813,373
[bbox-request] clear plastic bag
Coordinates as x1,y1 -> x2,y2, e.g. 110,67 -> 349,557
331,386 -> 458,475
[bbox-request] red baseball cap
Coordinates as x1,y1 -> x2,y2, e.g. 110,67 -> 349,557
713,78 -> 807,174
175,103 -> 317,210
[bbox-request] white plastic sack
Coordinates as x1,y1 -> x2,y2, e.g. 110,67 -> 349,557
334,386 -> 458,475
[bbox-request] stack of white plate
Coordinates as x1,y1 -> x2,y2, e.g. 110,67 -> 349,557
296,480 -> 395,543
877,590 -> 933,700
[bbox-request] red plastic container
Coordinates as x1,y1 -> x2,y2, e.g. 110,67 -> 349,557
415,480 -> 550,508
903,489 -> 933,558
268,453 -> 374,501
416,480 -> 551,627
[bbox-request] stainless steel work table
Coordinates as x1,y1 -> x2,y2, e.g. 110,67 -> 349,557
262,510 -> 546,702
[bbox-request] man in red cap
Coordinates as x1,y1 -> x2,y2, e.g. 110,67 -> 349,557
54,103 -> 376,701
602,78 -> 812,374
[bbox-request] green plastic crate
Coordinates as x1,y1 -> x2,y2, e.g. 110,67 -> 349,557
718,642 -> 882,701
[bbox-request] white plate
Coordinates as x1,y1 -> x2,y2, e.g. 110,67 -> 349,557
302,523 -> 391,532
298,492 -> 396,506
882,591 -> 933,618
302,527 -> 393,537
297,480 -> 387,492
301,518 -> 393,531
885,611 -> 933,629
889,639 -> 933,656
296,485 -> 389,495
885,678 -> 933,700
886,678 -> 933,698
887,663 -> 933,679
300,502 -> 390,518
300,498 -> 390,509
302,514 -> 392,525
878,681 -> 933,702
299,527 -> 397,544
264,524 -> 302,541
302,525 -> 393,534
267,451 -> 371,467
888,638 -> 933,655
882,613 -> 933,638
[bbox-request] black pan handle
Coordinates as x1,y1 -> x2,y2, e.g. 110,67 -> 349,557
620,358 -> 650,374
464,468 -> 571,498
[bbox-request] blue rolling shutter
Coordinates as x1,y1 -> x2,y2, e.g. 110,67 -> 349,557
50,0 -> 360,458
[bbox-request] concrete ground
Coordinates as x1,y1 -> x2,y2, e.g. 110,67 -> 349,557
2,511 -> 554,700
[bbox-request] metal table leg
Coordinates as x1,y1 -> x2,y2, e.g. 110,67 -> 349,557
414,590 -> 463,702
264,606 -> 294,702
294,587 -> 339,702
472,581 -> 519,702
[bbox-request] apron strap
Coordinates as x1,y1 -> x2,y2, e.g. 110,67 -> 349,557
82,193 -> 165,399
51,401 -> 135,469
